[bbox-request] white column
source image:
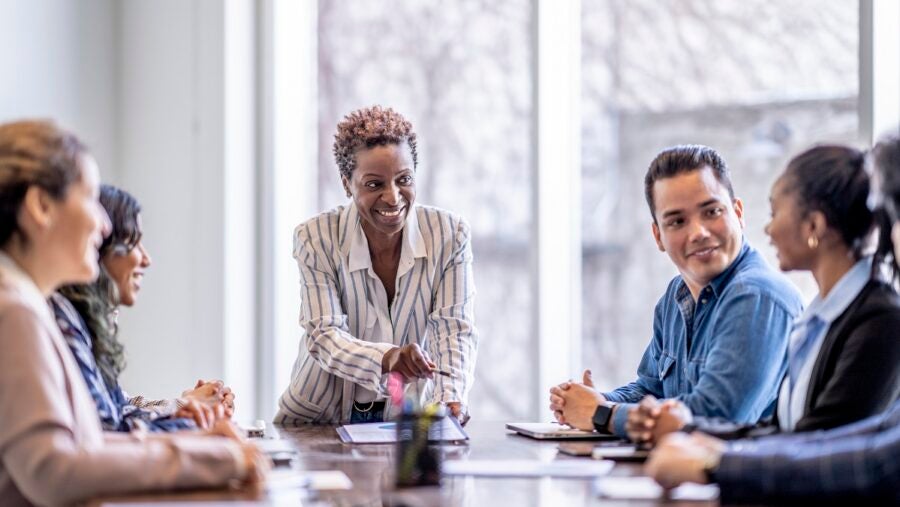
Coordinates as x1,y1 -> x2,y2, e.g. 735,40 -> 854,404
257,0 -> 319,420
222,0 -> 258,419
0,0 -> 118,182
534,0 -> 582,418
859,0 -> 900,143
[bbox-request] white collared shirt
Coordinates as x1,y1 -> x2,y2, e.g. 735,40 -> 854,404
348,209 -> 422,403
778,257 -> 873,431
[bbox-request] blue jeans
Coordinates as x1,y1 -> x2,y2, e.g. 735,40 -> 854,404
350,401 -> 385,424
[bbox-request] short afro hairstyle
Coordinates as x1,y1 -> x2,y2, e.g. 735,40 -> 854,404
332,105 -> 418,180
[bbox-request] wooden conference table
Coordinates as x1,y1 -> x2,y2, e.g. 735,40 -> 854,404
89,421 -> 719,506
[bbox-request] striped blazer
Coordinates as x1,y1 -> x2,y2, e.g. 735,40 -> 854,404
275,203 -> 478,424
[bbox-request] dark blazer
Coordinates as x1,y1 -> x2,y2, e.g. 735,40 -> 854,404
716,399 -> 900,504
794,279 -> 900,430
689,279 -> 900,439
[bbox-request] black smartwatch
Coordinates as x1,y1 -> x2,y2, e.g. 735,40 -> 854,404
591,404 -> 614,433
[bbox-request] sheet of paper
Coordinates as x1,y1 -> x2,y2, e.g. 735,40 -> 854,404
443,459 -> 614,478
266,469 -> 353,491
253,438 -> 298,454
591,446 -> 638,458
337,416 -> 468,443
596,477 -> 719,501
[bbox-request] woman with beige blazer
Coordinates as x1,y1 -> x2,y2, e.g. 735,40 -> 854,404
0,120 -> 266,506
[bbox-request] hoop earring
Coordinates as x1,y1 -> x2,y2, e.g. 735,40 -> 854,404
807,236 -> 819,249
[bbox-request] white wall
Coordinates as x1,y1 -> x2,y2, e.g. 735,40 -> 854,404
0,0 -> 118,181
115,0 -> 212,408
116,0 -> 258,420
0,0 -> 265,421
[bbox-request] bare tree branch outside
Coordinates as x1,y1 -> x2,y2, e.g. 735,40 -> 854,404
315,0 -> 858,419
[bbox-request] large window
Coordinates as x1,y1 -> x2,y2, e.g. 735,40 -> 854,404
265,0 -> 885,421
580,0 -> 860,389
317,0 -> 535,420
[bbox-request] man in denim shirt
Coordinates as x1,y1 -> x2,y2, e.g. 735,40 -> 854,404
550,145 -> 803,438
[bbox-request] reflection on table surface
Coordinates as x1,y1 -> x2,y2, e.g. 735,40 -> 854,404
90,421 -> 719,507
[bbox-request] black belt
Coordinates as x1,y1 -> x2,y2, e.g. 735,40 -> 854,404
352,400 -> 386,413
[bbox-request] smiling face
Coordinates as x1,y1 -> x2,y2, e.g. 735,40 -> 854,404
101,214 -> 151,307
48,154 -> 110,284
651,166 -> 745,297
765,176 -> 815,272
342,143 -> 416,239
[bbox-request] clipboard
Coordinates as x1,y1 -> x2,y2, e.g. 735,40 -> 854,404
336,416 -> 469,444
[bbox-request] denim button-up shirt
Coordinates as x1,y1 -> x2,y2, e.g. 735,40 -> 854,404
603,241 -> 803,437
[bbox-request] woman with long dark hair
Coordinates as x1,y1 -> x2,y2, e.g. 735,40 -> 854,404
52,184 -> 234,432
0,120 -> 265,506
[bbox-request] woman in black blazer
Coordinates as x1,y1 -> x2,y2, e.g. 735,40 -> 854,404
626,144 -> 900,443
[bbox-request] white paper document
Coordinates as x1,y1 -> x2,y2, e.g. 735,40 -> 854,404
443,459 -> 614,478
336,417 -> 469,443
266,469 -> 353,491
253,438 -> 298,454
596,477 -> 719,501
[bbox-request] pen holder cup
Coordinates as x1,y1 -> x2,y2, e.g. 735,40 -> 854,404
395,412 -> 442,488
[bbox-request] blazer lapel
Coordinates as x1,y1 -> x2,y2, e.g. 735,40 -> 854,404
803,283 -> 871,414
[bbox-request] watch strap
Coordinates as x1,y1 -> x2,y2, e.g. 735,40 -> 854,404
591,403 -> 614,432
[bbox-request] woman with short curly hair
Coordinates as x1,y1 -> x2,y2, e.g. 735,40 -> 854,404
276,105 -> 479,424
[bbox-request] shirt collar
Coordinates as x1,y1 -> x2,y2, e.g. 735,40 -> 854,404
799,256 -> 872,326
706,239 -> 750,298
343,202 -> 426,273
0,250 -> 51,316
674,238 -> 750,301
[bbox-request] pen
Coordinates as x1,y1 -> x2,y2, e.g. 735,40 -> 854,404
433,369 -> 453,377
